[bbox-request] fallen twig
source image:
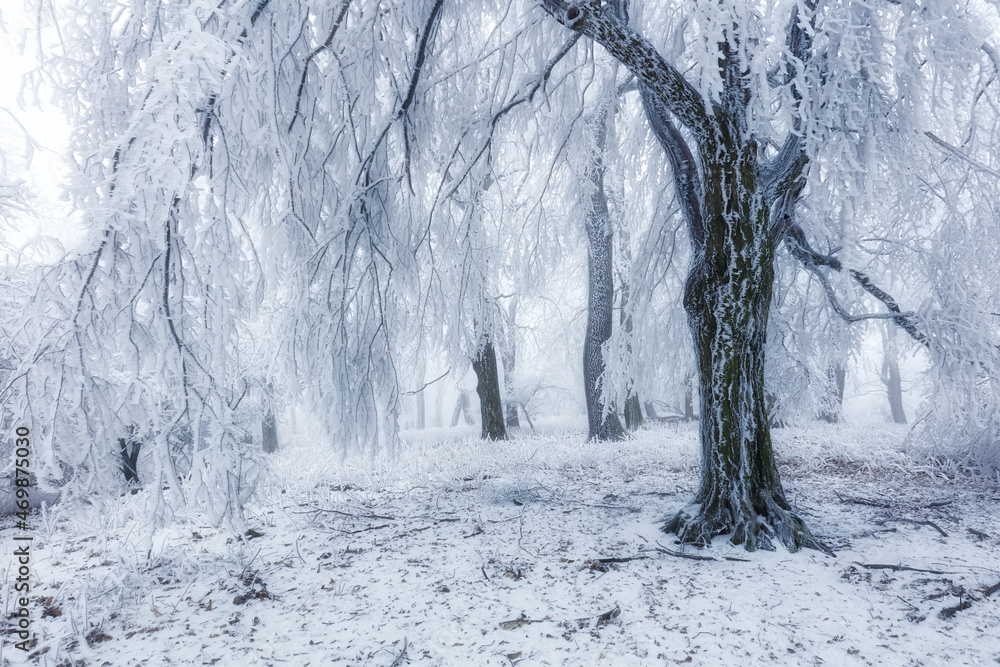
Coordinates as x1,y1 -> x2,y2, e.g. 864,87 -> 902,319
336,523 -> 390,535
878,517 -> 948,538
654,543 -> 750,563
295,505 -> 396,521
853,562 -> 956,575
926,500 -> 953,508
596,555 -> 650,564
939,599 -> 973,619
389,637 -> 409,667
937,581 -> 1000,620
968,527 -> 990,540
834,491 -> 892,508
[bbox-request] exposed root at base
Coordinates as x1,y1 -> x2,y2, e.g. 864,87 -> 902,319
663,499 -> 834,555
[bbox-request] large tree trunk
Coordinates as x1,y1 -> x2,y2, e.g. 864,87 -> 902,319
544,0 -> 825,552
663,130 -> 820,552
473,337 -> 507,441
583,107 -> 624,442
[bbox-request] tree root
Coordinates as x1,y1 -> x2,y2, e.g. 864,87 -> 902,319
663,498 -> 833,555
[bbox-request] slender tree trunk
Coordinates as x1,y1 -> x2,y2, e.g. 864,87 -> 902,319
262,381 -> 279,453
819,364 -> 846,423
416,355 -> 427,430
618,243 -> 643,432
119,426 -> 141,485
881,324 -> 907,424
450,390 -> 474,427
583,106 -> 624,442
683,374 -> 696,421
501,299 -> 521,431
473,337 -> 507,440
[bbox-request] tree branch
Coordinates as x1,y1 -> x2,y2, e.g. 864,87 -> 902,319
639,85 -> 705,247
539,0 -> 710,141
783,221 -> 928,346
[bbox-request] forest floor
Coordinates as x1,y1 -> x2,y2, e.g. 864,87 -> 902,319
3,419 -> 1000,666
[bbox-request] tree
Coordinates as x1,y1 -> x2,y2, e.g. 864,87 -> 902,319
541,0 -> 998,550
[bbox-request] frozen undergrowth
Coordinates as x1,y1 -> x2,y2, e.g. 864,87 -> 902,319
3,420 -> 999,666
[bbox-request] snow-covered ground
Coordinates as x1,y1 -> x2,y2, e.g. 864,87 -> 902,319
3,420 -> 999,666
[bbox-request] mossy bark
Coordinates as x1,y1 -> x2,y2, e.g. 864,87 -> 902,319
665,124 -> 826,553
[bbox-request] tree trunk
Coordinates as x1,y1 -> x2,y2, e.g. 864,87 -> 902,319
262,382 -> 279,453
819,364 -> 846,423
119,427 -> 141,485
472,337 -> 507,441
262,409 -> 279,453
415,355 -> 427,430
450,390 -> 474,427
501,299 -> 521,432
544,0 -> 825,552
664,132 -> 820,552
881,324 -> 906,424
683,374 -> 696,421
618,245 -> 643,432
583,106 -> 624,442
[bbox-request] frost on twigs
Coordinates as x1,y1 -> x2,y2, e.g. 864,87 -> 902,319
663,496 -> 832,555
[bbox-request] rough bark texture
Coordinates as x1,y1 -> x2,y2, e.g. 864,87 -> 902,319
583,106 -> 625,442
542,0 -> 827,552
473,338 -> 507,441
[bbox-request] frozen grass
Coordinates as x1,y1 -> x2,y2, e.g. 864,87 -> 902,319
3,420 -> 999,666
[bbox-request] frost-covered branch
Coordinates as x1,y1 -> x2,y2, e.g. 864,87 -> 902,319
538,0 -> 710,140
783,222 -> 928,346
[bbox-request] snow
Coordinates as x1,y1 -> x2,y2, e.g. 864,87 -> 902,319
4,420 -> 1000,666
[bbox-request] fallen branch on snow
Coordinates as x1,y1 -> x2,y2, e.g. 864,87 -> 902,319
853,562 -> 956,575
834,491 -> 892,508
654,542 -> 750,563
938,580 -> 1000,620
877,517 -> 949,538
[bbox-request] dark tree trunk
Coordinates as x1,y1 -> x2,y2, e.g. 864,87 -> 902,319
819,364 -> 846,423
583,106 -> 624,442
883,357 -> 906,424
501,299 -> 521,432
119,428 -> 141,485
665,141 -> 813,550
683,375 -> 696,421
472,337 -> 507,441
544,0 -> 825,552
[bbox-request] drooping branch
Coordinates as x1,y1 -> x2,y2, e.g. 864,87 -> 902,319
639,85 -> 705,248
782,222 -> 928,346
287,0 -> 354,132
539,0 -> 711,141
